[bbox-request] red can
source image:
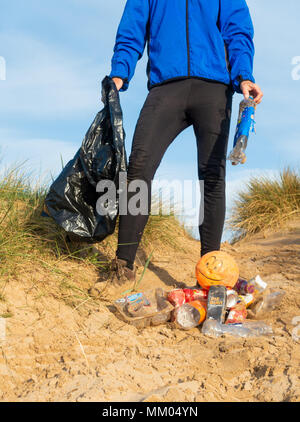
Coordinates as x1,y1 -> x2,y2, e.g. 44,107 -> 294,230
167,289 -> 186,307
183,288 -> 208,302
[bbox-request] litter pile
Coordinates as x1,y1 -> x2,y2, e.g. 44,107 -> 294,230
112,251 -> 286,338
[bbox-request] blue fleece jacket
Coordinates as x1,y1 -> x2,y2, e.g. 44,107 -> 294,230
109,0 -> 255,93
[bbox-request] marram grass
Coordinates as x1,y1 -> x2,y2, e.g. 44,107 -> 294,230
0,165 -> 187,306
229,167 -> 300,240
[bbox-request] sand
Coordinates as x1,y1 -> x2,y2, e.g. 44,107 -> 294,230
0,224 -> 299,402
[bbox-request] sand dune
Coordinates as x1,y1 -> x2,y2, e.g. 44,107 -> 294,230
0,223 -> 299,402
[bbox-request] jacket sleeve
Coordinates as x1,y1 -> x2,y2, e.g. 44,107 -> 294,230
109,0 -> 150,92
219,0 -> 255,93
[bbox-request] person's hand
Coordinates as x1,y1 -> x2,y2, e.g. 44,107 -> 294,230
112,77 -> 124,91
240,80 -> 263,104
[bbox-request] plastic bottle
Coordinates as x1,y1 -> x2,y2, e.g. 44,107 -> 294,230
173,300 -> 207,330
202,319 -> 273,338
242,321 -> 273,336
228,97 -> 256,165
202,319 -> 250,337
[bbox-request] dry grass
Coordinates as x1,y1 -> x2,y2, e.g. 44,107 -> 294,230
0,165 -> 187,307
229,167 -> 300,241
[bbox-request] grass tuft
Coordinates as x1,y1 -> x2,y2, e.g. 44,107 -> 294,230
229,167 -> 300,240
0,164 -> 188,307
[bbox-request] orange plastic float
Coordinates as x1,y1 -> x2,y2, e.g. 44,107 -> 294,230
196,251 -> 239,290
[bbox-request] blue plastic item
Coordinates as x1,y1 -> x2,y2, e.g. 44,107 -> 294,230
228,97 -> 256,165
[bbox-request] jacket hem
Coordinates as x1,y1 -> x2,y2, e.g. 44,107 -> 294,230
148,75 -> 231,91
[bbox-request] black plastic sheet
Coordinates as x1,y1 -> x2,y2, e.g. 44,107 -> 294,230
43,76 -> 127,242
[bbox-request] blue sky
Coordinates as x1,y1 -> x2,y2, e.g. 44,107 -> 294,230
0,0 -> 299,239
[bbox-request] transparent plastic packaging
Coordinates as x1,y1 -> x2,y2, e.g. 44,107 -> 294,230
228,97 -> 256,165
251,290 -> 286,317
247,275 -> 268,296
202,319 -> 273,338
114,288 -> 174,329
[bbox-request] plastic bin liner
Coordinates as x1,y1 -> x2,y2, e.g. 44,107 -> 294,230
43,76 -> 127,242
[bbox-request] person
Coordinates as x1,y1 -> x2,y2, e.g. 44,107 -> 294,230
108,0 -> 263,285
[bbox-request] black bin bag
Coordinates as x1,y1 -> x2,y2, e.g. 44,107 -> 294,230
43,76 -> 127,243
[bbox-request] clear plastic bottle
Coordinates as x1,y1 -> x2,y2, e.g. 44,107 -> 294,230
202,319 -> 273,338
228,97 -> 256,165
173,301 -> 206,330
202,319 -> 250,337
243,320 -> 273,336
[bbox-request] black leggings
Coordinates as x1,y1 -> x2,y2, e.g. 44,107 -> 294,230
117,77 -> 233,266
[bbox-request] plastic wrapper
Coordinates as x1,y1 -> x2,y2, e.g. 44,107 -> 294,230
113,288 -> 174,329
226,302 -> 247,324
43,76 -> 127,242
202,319 -> 273,338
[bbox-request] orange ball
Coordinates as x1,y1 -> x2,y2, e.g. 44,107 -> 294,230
196,251 -> 239,290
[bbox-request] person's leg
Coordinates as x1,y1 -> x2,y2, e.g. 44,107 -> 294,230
117,80 -> 192,267
187,79 -> 233,256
